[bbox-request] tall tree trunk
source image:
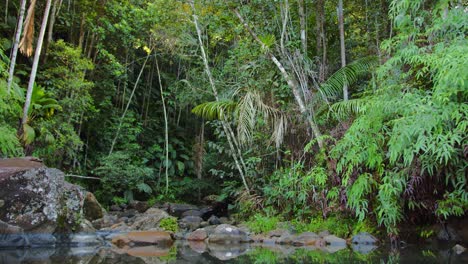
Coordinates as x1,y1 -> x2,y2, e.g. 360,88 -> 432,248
316,0 -> 327,82
109,51 -> 151,156
233,8 -> 324,148
7,0 -> 27,94
78,13 -> 85,50
155,57 -> 170,194
297,0 -> 307,55
191,1 -> 250,192
5,0 -> 8,23
44,0 -> 58,55
21,0 -> 52,129
338,0 -> 348,101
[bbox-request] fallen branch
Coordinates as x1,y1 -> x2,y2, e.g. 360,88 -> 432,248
65,174 -> 101,180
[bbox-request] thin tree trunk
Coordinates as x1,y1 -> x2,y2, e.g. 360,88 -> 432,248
21,0 -> 52,128
233,8 -> 324,148
78,13 -> 85,50
155,57 -> 170,194
7,0 -> 27,94
316,0 -> 327,82
297,0 -> 307,55
109,51 -> 151,156
5,0 -> 8,23
191,1 -> 250,192
338,0 -> 348,101
46,0 -> 58,47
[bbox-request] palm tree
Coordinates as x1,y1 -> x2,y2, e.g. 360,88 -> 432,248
21,0 -> 53,134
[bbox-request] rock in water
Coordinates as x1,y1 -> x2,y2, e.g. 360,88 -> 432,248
208,224 -> 251,244
351,232 -> 378,245
453,244 -> 466,255
0,161 -> 85,233
83,192 -> 104,221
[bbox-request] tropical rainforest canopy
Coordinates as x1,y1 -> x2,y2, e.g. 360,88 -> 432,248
0,0 -> 466,239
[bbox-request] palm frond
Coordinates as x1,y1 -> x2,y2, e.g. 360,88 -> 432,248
319,56 -> 378,100
19,0 -> 37,57
329,98 -> 367,120
191,100 -> 237,120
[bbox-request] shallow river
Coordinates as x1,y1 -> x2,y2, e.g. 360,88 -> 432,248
1,241 -> 466,264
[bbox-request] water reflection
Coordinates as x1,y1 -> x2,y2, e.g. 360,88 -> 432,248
0,242 -> 467,264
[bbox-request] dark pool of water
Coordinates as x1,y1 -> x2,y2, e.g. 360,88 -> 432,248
0,241 -> 466,264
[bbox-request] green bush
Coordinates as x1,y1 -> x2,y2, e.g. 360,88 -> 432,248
159,217 -> 178,233
245,214 -> 281,234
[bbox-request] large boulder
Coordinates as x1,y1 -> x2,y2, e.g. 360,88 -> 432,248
179,216 -> 203,231
0,159 -> 85,233
83,192 -> 104,221
208,224 -> 251,244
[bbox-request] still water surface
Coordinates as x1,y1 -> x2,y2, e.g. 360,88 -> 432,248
1,241 -> 466,264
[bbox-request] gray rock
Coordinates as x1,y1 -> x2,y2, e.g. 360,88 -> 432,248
437,225 -> 461,241
187,228 -> 208,241
0,200 -> 4,208
83,192 -> 104,221
76,219 -> 96,233
318,230 -> 331,237
200,221 -> 209,227
168,203 -> 199,218
351,232 -> 378,245
128,200 -> 149,213
323,235 -> 347,246
453,244 -> 466,255
219,217 -> 230,224
208,224 -> 251,244
130,208 -> 170,230
0,220 -> 23,234
110,205 -> 121,212
179,216 -> 203,231
292,232 -> 321,246
208,215 -> 221,225
182,210 -> 203,218
0,166 -> 85,233
92,214 -> 118,229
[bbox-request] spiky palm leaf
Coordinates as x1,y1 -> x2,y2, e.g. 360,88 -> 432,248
191,100 -> 237,120
329,98 -> 367,120
318,56 -> 378,101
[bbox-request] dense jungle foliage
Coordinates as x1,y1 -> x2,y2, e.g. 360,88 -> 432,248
0,0 -> 466,240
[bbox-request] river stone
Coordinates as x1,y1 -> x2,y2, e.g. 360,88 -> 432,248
292,232 -> 321,246
208,215 -> 221,225
268,229 -> 289,238
128,200 -> 149,213
182,210 -> 203,218
208,224 -> 251,244
276,232 -> 295,244
168,203 -> 199,218
83,192 -> 104,221
179,216 -> 203,231
323,235 -> 347,246
130,208 -> 170,230
187,228 -> 208,241
437,225 -> 461,241
92,214 -> 118,229
111,231 -> 173,248
352,232 -> 378,245
453,244 -> 466,255
0,162 -> 85,233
